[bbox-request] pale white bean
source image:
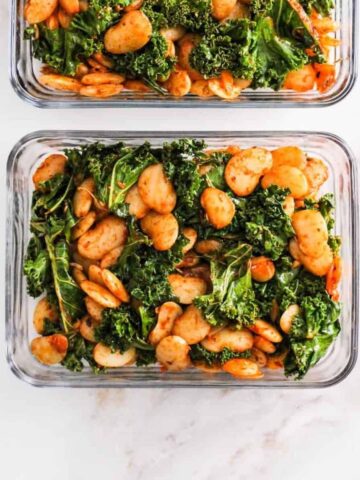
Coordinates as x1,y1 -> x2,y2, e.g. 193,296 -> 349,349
155,335 -> 190,371
292,209 -> 328,258
125,184 -> 150,219
253,335 -> 276,354
280,304 -> 301,334
59,0 -> 80,14
72,211 -> 96,240
211,0 -> 237,20
25,0 -> 58,24
200,187 -> 235,229
271,146 -> 307,170
223,358 -> 263,379
141,211 -> 179,251
31,334 -> 68,365
250,347 -> 268,368
201,327 -> 254,353
104,10 -> 152,54
80,280 -> 121,308
160,26 -> 186,42
88,265 -> 106,286
168,273 -> 207,304
101,269 -> 130,302
72,250 -> 99,274
73,178 -> 95,218
224,152 -> 263,196
78,216 -> 128,260
33,154 -> 67,190
79,315 -> 99,343
172,305 -> 211,344
248,320 -> 283,343
33,297 -> 58,334
84,296 -> 104,323
148,302 -> 183,346
231,148 -> 272,176
93,343 -> 137,367
261,165 -> 309,199
177,34 -> 203,81
100,246 -> 124,269
138,163 -> 177,214
165,69 -> 192,97
182,227 -> 198,254
195,239 -> 222,255
72,267 -> 87,285
303,157 -> 329,194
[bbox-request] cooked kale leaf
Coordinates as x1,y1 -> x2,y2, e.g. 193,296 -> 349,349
112,33 -> 176,86
190,344 -> 251,366
285,293 -> 340,378
45,238 -> 85,332
190,19 -> 256,80
237,185 -> 295,260
113,219 -> 186,307
142,0 -> 214,32
95,305 -> 156,364
23,237 -> 51,297
62,333 -> 101,373
252,16 -> 308,89
161,139 -> 206,223
195,243 -> 259,327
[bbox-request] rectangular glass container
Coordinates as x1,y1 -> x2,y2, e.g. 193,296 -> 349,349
6,131 -> 359,388
10,1 -> 358,108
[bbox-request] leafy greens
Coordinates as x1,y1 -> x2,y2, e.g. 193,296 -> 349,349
25,138 -> 341,380
25,0 -> 333,91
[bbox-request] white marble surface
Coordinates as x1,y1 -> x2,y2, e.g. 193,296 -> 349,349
1,3 -> 360,479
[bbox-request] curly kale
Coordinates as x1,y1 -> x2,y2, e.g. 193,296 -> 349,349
95,305 -> 155,363
113,219 -> 186,307
190,19 -> 256,80
190,344 -> 252,366
28,1 -> 119,76
300,0 -> 334,16
161,139 -> 206,223
253,254 -> 328,318
112,33 -> 176,88
65,141 -> 156,213
285,293 -> 341,379
303,193 -> 341,254
195,243 -> 259,327
237,185 -> 295,260
251,244 -> 341,380
62,333 -> 101,373
23,237 -> 51,297
142,0 -> 214,32
197,185 -> 294,261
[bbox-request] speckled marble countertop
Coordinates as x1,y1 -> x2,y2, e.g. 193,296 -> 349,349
2,383 -> 360,479
1,2 -> 360,479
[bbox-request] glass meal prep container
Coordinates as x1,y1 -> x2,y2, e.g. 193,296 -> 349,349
9,1 -> 358,108
6,131 -> 359,388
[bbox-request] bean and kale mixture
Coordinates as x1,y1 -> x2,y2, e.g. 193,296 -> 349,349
24,139 -> 342,380
24,0 -> 338,99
